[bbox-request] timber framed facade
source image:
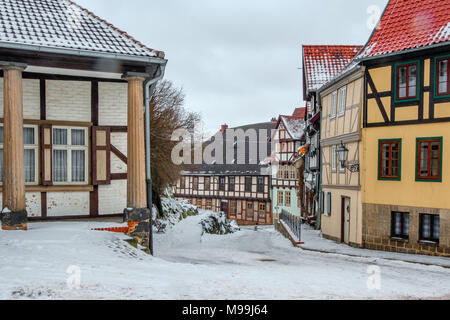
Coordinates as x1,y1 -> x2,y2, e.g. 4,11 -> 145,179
0,0 -> 167,243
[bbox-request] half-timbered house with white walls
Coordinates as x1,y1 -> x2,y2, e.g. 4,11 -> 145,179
300,45 -> 362,228
0,0 -> 167,247
173,121 -> 275,225
270,108 -> 305,220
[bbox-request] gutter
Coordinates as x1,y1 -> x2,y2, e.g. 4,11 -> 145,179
0,41 -> 167,65
144,63 -> 167,255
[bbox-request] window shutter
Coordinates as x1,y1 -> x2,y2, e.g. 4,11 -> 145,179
327,192 -> 332,216
92,126 -> 111,185
319,191 -> 324,214
40,124 -> 53,186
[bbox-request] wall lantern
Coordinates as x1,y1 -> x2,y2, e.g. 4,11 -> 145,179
336,141 -> 360,173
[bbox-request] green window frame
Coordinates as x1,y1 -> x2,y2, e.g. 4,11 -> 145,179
433,54 -> 450,99
415,137 -> 443,182
394,60 -> 420,103
378,139 -> 402,181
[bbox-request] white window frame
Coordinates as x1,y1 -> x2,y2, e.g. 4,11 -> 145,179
338,86 -> 347,116
0,124 -> 39,185
330,91 -> 338,119
52,126 -> 89,185
331,145 -> 337,172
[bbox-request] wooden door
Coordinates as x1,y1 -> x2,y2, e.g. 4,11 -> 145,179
220,201 -> 229,216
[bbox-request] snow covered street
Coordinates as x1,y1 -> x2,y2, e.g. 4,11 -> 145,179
0,213 -> 449,300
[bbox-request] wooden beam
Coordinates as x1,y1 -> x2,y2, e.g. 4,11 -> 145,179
111,144 -> 128,164
366,71 -> 390,123
90,80 -> 99,217
0,185 -> 94,193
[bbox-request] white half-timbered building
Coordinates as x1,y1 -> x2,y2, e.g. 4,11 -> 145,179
173,122 -> 275,225
0,0 -> 166,243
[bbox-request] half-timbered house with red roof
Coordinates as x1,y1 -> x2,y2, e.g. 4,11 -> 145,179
173,121 -> 275,225
270,108 -> 305,220
300,45 -> 362,227
0,0 -> 167,247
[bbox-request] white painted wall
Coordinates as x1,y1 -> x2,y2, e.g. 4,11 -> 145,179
47,192 -> 90,217
98,82 -> 127,126
111,132 -> 127,174
0,192 -> 42,217
0,78 -> 41,119
46,80 -> 91,122
99,180 -> 127,215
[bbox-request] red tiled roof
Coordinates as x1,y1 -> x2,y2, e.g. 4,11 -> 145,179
303,45 -> 362,93
0,0 -> 163,58
292,107 -> 306,118
358,0 -> 450,59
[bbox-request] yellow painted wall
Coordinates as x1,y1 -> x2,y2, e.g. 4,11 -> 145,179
434,101 -> 450,118
396,106 -> 418,121
369,66 -> 391,92
362,122 -> 450,210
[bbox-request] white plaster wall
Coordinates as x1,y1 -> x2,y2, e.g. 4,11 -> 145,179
99,180 -> 127,215
46,80 -> 91,122
98,82 -> 127,126
0,78 -> 41,119
47,192 -> 90,217
111,132 -> 127,174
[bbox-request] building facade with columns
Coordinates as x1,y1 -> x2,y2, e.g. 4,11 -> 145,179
0,0 -> 166,246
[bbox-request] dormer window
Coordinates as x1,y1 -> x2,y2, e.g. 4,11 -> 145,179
396,62 -> 419,101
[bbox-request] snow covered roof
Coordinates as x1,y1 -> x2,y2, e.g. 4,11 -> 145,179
302,45 -> 362,94
280,116 -> 305,140
357,0 -> 450,59
0,0 -> 163,59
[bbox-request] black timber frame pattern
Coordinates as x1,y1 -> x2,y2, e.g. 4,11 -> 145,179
363,46 -> 450,128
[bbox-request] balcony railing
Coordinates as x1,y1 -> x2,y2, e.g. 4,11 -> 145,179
279,210 -> 302,242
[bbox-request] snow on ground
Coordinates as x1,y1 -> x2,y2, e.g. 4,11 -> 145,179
0,212 -> 449,300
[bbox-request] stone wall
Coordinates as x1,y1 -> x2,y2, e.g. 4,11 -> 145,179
362,203 -> 450,257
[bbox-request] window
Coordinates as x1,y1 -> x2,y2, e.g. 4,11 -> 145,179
278,191 -> 284,206
420,214 -> 440,243
283,165 -> 289,179
277,166 -> 283,179
52,127 -> 88,184
230,201 -> 237,216
326,192 -> 332,216
259,203 -> 266,218
330,91 -> 337,118
436,56 -> 450,97
319,191 -> 324,214
391,212 -> 410,239
378,140 -> 401,180
219,177 -> 225,191
396,62 -> 419,101
257,177 -> 264,193
331,145 -> 337,171
338,86 -> 347,116
247,202 -> 253,217
229,177 -> 235,191
290,166 -> 296,180
206,199 -> 212,211
245,177 -> 252,192
285,192 -> 291,207
205,177 -> 211,191
180,177 -> 185,189
0,125 -> 39,184
191,198 -> 196,206
193,177 -> 199,191
279,130 -> 286,140
416,138 -> 442,182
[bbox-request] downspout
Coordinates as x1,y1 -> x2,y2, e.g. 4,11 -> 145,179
144,64 -> 166,255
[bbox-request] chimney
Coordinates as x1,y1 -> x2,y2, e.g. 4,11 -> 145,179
220,124 -> 228,133
271,117 -> 278,123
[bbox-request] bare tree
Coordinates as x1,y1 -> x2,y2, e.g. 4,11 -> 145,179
150,80 -> 200,213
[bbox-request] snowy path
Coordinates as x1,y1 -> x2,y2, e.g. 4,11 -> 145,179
0,215 -> 449,300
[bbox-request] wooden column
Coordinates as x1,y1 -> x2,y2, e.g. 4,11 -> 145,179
1,65 -> 27,230
125,75 -> 147,209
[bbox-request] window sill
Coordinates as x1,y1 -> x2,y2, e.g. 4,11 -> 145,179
391,237 -> 409,242
418,240 -> 439,246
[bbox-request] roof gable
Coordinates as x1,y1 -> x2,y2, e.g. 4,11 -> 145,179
0,0 -> 162,59
357,0 -> 450,59
302,45 -> 362,95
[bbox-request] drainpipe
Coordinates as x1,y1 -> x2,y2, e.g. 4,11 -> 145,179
144,64 -> 166,255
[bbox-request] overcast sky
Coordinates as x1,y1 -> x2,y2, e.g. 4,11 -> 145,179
76,0 -> 388,134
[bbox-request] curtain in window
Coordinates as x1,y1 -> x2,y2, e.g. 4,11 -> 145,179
71,150 -> 85,182
53,150 -> 68,182
23,128 -> 35,145
71,129 -> 85,146
439,60 -> 448,94
399,67 -> 407,98
403,214 -> 410,237
433,216 -> 440,239
53,129 -> 68,145
422,215 -> 431,239
24,149 -> 35,183
394,212 -> 402,235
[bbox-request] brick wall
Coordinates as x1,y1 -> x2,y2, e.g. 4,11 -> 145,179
362,203 -> 450,257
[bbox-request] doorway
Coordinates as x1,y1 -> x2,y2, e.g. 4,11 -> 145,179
220,201 -> 229,217
341,197 -> 351,244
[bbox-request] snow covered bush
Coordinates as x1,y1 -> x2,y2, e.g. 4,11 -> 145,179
158,196 -> 199,226
200,211 -> 239,235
